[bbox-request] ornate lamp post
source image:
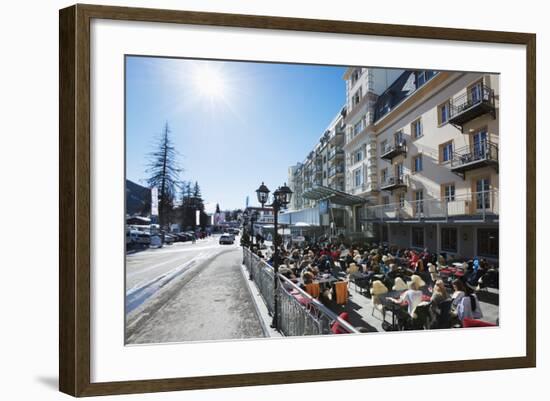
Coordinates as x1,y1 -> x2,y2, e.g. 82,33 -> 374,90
255,182 -> 292,330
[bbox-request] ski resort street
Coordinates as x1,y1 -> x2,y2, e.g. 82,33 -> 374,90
125,235 -> 266,344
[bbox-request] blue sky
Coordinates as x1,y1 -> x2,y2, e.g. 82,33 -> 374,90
126,56 -> 346,212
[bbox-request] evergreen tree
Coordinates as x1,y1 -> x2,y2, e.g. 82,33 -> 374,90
146,123 -> 181,228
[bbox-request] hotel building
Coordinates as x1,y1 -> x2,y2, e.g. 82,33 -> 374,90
284,65 -> 499,261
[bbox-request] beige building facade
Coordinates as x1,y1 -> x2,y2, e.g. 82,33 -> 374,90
363,70 -> 499,261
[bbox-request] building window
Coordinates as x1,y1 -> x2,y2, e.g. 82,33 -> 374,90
397,192 -> 405,208
472,128 -> 488,158
441,228 -> 458,252
476,178 -> 491,210
439,100 -> 450,124
411,118 -> 423,139
354,149 -> 364,163
353,119 -> 364,136
416,71 -> 427,86
381,168 -> 388,184
395,163 -> 404,179
354,168 -> 363,187
351,68 -> 361,85
394,130 -> 404,146
412,227 -> 425,248
412,154 -> 423,173
468,80 -> 483,104
442,183 -> 456,201
382,196 -> 390,208
380,139 -> 388,154
414,189 -> 424,214
440,141 -> 453,163
477,228 -> 498,258
352,87 -> 363,107
323,171 -> 327,179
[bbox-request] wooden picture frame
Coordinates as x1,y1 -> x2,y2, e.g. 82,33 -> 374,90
59,3 -> 536,397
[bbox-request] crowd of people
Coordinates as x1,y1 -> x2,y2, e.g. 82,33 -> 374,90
250,238 -> 499,331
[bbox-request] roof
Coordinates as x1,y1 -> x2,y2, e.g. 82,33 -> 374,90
302,185 -> 367,206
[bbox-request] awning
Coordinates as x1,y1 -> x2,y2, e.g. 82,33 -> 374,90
302,185 -> 367,206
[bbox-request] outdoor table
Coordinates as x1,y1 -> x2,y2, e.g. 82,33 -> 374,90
380,291 -> 432,330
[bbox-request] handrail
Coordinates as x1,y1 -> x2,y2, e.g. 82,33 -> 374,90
277,274 -> 358,334
364,190 -> 499,221
243,247 -> 358,335
450,84 -> 494,116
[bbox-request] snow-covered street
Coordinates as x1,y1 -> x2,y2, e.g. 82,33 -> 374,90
125,235 -> 266,344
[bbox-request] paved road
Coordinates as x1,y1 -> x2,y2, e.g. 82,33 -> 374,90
125,236 -> 266,344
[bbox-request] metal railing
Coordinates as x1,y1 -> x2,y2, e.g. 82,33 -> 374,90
242,247 -> 358,336
450,141 -> 498,169
381,140 -> 407,158
328,165 -> 345,178
364,190 -> 499,221
450,84 -> 495,117
328,147 -> 345,160
380,174 -> 408,189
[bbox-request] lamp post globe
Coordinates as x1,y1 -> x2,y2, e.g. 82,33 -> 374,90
276,183 -> 293,207
256,182 -> 270,207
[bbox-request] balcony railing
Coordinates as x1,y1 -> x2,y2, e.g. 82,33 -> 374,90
450,141 -> 498,176
328,165 -> 345,178
364,190 -> 499,222
350,182 -> 379,194
328,147 -> 345,161
380,174 -> 408,191
449,84 -> 496,127
380,140 -> 407,161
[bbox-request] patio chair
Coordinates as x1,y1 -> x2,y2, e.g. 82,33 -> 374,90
334,281 -> 349,305
408,302 -> 431,330
432,299 -> 453,329
304,282 -> 320,298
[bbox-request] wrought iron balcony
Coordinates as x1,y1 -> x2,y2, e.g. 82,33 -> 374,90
380,175 -> 408,191
328,147 -> 345,161
449,84 -> 496,128
450,141 -> 498,177
328,165 -> 345,178
380,141 -> 407,161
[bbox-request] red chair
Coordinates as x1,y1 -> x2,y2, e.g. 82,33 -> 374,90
462,318 -> 497,328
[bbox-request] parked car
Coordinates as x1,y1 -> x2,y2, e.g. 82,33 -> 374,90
162,232 -> 176,244
176,232 -> 192,242
219,234 -> 235,245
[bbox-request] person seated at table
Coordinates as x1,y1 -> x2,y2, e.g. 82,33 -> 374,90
346,262 -> 361,275
389,276 -> 424,318
456,286 -> 483,323
392,277 -> 408,291
431,279 -> 449,306
450,278 -> 467,310
301,271 -> 315,286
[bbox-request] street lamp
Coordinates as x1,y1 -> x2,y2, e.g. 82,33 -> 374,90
255,182 -> 293,330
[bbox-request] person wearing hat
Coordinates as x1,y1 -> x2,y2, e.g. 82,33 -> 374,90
392,277 -> 408,292
346,262 -> 361,275
390,275 -> 424,317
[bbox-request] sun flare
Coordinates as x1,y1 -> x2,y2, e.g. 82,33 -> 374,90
192,65 -> 227,100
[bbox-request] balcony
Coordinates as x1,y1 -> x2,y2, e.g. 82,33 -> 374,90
328,165 -> 345,178
380,141 -> 407,161
380,175 -> 408,192
328,147 -> 345,161
363,190 -> 499,222
450,141 -> 498,178
449,84 -> 496,129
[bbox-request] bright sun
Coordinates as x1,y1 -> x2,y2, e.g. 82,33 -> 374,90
192,66 -> 227,100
